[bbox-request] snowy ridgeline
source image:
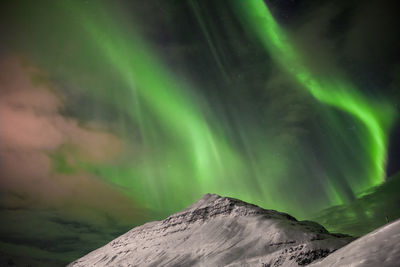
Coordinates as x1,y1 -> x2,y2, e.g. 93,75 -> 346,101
69,194 -> 399,267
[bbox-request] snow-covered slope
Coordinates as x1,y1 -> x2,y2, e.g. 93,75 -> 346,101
68,194 -> 352,266
309,218 -> 400,267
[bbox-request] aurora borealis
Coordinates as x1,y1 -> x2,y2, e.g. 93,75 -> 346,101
0,0 -> 399,265
234,0 -> 396,196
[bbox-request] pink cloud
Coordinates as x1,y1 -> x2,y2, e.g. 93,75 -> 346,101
0,55 -> 141,221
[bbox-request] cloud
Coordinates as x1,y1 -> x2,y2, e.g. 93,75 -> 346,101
0,204 -> 134,265
0,55 -> 150,264
0,55 -> 123,205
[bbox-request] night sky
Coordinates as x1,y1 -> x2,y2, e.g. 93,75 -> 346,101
0,0 -> 399,265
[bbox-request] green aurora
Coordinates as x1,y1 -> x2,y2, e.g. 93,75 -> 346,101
56,0 -> 396,215
234,0 -> 396,201
8,0 -> 389,215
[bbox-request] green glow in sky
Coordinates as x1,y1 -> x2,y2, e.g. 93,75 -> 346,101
60,2 -> 257,212
47,0 -> 397,217
58,1 -> 319,216
234,0 -> 396,196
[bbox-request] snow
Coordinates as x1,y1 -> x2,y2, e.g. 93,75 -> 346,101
309,219 -> 400,267
68,194 -> 353,266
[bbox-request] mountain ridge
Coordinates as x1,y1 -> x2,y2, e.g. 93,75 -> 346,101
69,193 -> 353,266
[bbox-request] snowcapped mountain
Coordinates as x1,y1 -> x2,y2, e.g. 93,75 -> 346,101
69,193 -> 354,266
309,218 -> 400,266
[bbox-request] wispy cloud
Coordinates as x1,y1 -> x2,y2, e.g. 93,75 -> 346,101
0,55 -> 149,263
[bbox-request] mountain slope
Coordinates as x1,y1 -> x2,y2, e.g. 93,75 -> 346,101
309,218 -> 400,267
68,194 -> 352,266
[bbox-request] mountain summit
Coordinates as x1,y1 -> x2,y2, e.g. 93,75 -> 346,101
69,194 -> 354,266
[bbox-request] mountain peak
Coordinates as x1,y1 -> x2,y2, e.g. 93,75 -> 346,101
69,194 -> 356,266
172,193 -> 298,225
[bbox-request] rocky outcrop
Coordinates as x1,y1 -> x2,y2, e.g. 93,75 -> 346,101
69,194 -> 353,266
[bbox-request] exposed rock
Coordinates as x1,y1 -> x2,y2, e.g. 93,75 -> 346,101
69,194 -> 353,266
